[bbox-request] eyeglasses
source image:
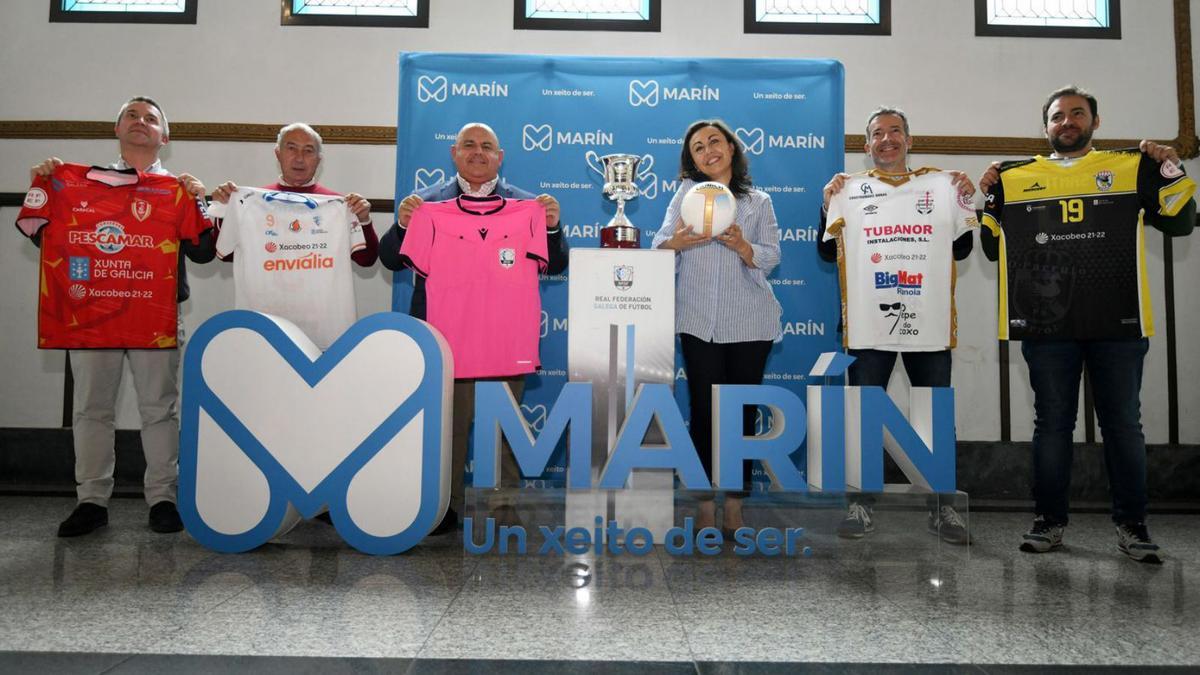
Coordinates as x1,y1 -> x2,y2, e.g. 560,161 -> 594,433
879,303 -> 903,311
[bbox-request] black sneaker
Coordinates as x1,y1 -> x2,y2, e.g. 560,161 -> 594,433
928,505 -> 971,545
1116,521 -> 1163,564
57,503 -> 108,537
148,501 -> 184,533
1019,515 -> 1064,553
837,502 -> 874,539
429,507 -> 459,535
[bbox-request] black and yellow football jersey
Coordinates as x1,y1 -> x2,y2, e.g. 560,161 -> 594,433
982,149 -> 1195,340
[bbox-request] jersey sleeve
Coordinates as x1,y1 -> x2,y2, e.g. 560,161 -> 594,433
824,188 -> 848,241
981,175 -> 1005,236
526,201 -> 549,271
1137,151 -> 1196,217
177,194 -> 211,246
399,203 -> 435,276
212,192 -> 241,258
347,205 -> 367,254
15,174 -> 54,238
951,174 -> 980,238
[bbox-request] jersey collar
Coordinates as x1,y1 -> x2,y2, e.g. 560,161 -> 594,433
454,194 -> 507,216
112,157 -> 167,176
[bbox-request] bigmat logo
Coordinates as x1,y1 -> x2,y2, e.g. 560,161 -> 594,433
179,311 -> 453,555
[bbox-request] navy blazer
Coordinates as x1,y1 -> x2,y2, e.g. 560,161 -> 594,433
378,177 -> 569,320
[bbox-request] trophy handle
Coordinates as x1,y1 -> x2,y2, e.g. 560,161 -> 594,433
585,150 -> 605,179
637,154 -> 655,179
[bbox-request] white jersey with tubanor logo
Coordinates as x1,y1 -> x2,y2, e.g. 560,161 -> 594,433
825,169 -> 978,351
210,187 -> 366,350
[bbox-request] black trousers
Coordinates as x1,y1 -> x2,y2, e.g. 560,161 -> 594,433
679,334 -> 774,497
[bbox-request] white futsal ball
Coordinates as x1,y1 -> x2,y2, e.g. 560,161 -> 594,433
680,181 -> 736,238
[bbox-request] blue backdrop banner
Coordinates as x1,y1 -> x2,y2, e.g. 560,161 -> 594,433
395,52 -> 844,490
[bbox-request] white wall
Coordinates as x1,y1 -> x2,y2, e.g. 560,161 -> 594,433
1,0 -> 1196,443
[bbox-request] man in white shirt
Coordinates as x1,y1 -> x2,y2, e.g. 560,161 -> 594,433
819,107 -> 976,544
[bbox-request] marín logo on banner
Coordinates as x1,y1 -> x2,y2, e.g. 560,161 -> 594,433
628,79 -> 659,106
638,172 -> 659,200
781,227 -> 820,242
539,309 -> 568,338
522,124 -> 614,152
523,124 -> 553,151
417,75 -> 448,102
627,79 -> 720,108
769,133 -> 827,150
736,127 -> 827,155
414,168 -> 445,191
416,75 -> 508,104
782,320 -> 826,336
736,127 -> 766,155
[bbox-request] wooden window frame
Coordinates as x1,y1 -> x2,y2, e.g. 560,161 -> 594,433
743,0 -> 890,36
974,0 -> 1121,39
281,0 -> 430,28
49,0 -> 198,25
514,0 -> 661,32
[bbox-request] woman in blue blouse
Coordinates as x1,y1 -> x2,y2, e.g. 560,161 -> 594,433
652,119 -> 783,533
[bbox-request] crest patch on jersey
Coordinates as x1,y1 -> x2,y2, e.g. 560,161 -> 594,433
916,191 -> 934,215
24,187 -> 47,209
131,198 -> 153,222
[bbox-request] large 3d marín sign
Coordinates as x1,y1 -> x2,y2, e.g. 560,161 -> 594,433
179,312 -> 954,555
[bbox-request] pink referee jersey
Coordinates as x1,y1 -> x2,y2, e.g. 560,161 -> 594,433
401,195 -> 548,378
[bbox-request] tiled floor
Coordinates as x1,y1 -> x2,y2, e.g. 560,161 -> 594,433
0,496 -> 1196,673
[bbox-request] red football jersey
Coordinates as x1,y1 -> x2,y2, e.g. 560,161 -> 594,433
16,163 -> 210,349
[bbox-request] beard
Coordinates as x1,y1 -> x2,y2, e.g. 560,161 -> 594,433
1050,125 -> 1094,154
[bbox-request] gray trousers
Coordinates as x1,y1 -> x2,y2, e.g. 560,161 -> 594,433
451,377 -> 525,514
70,347 -> 180,507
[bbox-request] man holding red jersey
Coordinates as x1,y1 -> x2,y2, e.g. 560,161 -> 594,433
26,96 -> 215,537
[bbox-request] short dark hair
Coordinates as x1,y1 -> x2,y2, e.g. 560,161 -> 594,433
678,119 -> 753,196
1042,86 -> 1097,126
865,107 -> 910,137
117,96 -> 168,136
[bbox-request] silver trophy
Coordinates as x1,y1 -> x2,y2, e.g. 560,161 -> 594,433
585,151 -> 654,248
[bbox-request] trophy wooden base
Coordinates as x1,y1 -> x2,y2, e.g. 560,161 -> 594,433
600,225 -> 640,249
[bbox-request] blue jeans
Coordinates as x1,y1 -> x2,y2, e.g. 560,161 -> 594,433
1020,338 -> 1149,526
847,349 -> 952,388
